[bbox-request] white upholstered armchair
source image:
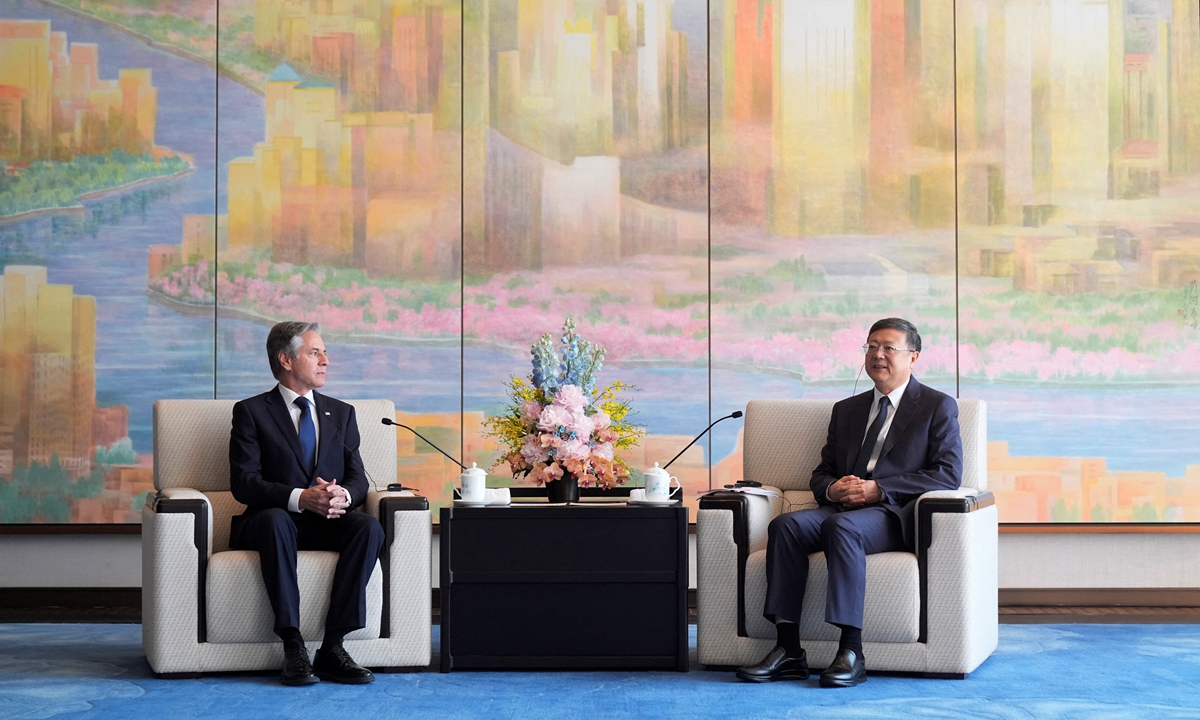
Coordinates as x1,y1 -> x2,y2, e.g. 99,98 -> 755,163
696,398 -> 996,678
142,399 -> 431,676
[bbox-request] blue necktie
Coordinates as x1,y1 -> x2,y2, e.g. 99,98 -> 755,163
294,396 -> 316,477
853,396 -> 891,479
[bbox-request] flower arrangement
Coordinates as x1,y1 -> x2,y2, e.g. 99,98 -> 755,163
486,318 -> 643,489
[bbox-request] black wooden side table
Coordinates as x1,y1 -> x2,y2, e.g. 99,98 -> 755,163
439,504 -> 689,671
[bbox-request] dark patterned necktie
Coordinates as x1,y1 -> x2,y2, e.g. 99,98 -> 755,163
853,396 -> 891,479
294,396 -> 316,477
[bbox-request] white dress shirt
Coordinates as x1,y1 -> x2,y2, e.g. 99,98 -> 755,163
276,384 -> 348,513
822,376 -> 911,503
862,376 -> 910,476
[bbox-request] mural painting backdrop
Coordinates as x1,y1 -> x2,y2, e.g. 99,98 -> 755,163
954,0 -> 1200,522
461,0 -> 714,510
1,0 -> 1198,524
203,0 -> 465,508
708,0 -> 959,496
0,0 -> 215,523
705,0 -> 1200,523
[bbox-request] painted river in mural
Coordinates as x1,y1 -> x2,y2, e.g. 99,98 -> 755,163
1,0 -> 1197,478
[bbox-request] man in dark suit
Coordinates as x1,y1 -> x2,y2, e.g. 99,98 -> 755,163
736,318 -> 962,688
229,321 -> 384,686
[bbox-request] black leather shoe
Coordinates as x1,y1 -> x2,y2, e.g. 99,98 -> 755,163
313,645 -> 375,684
280,644 -> 319,686
735,646 -> 809,682
819,648 -> 867,688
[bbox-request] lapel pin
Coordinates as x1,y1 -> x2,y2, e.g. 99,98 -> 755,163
324,412 -> 330,415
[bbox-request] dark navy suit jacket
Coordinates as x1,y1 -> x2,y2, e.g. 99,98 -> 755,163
229,388 -> 369,522
809,377 -> 963,548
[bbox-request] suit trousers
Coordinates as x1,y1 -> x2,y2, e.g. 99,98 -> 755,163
763,504 -> 905,630
231,508 -> 385,637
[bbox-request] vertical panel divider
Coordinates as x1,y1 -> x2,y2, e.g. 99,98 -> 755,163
460,0 -> 466,465
213,0 -> 220,401
953,0 -> 960,399
707,0 -> 713,491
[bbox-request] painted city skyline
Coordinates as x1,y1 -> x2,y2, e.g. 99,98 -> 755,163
0,0 -> 1198,524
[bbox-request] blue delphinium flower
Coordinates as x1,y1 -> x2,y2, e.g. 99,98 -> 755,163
531,317 -> 609,396
576,336 -> 605,397
560,318 -> 580,388
531,332 -> 561,392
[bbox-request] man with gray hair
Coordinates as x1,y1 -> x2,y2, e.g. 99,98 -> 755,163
229,321 -> 383,686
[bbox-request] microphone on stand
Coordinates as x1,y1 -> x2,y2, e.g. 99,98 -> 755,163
381,417 -> 467,470
662,410 -> 744,470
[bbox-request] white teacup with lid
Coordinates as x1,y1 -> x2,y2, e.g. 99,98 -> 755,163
459,462 -> 487,503
642,462 -> 680,502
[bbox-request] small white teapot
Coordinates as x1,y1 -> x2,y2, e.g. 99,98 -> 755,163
642,462 -> 680,502
458,462 -> 487,503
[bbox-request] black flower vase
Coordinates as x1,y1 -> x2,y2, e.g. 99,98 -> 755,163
546,474 -> 580,503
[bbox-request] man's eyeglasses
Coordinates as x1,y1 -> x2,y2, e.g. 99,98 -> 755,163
862,344 -> 913,356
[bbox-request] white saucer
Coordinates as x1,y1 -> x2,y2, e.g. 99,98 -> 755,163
452,499 -> 491,507
627,496 -> 680,505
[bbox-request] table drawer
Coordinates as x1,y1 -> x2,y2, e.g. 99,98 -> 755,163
448,516 -> 683,574
449,582 -> 682,661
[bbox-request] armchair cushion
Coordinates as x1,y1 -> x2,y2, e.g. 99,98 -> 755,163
205,491 -> 246,555
206,551 -> 382,644
781,490 -> 819,514
744,400 -> 835,491
743,549 -> 920,643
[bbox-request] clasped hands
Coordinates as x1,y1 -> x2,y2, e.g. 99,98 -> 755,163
827,475 -> 883,509
298,478 -> 350,519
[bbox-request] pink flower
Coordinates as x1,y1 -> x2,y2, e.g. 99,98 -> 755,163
505,451 -> 527,473
553,385 -> 588,410
520,400 -> 542,423
527,462 -> 548,485
590,442 -> 614,462
562,456 -> 589,477
558,437 -> 590,461
565,412 -> 594,439
590,411 -> 611,431
530,461 -> 565,485
520,435 -> 549,465
538,404 -> 573,432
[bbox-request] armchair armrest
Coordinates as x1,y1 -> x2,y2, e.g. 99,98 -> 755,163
915,489 -> 995,556
365,489 -> 430,640
155,488 -> 213,557
698,487 -> 784,552
697,488 -> 783,638
915,490 -> 997,668
142,488 -> 212,652
363,488 -> 421,517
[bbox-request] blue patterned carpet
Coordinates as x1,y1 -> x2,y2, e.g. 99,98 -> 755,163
2,623 -> 1199,719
